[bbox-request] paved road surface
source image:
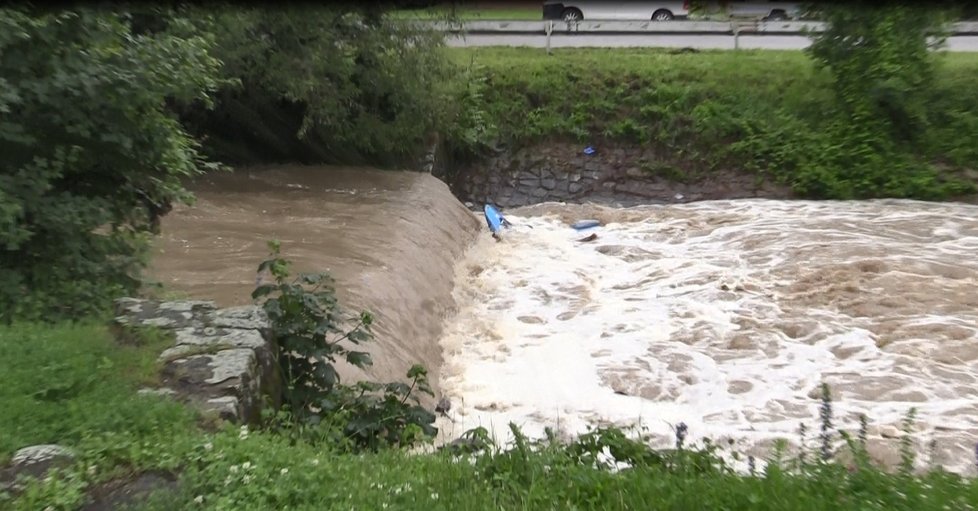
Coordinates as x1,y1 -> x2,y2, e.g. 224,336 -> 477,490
445,33 -> 978,51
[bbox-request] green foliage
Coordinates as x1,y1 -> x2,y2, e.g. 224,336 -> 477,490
253,241 -> 436,451
252,240 -> 375,413
448,47 -> 978,201
179,5 -> 479,168
796,3 -> 970,199
0,7 -> 223,322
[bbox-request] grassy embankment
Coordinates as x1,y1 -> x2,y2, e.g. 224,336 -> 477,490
444,48 -> 978,200
3,321 -> 978,509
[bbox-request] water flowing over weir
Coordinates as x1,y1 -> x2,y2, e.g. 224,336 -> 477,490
151,166 -> 978,473
149,166 -> 481,399
436,199 -> 978,474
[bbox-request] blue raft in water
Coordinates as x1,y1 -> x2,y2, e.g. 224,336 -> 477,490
484,204 -> 506,234
571,219 -> 601,230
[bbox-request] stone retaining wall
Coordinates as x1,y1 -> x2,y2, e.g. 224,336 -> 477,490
449,141 -> 793,208
112,298 -> 280,425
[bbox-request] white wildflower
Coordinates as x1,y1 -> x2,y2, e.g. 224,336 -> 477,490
203,442 -> 213,451
431,492 -> 439,500
280,468 -> 289,475
242,461 -> 252,470
243,474 -> 253,484
194,495 -> 204,504
229,464 -> 239,473
311,458 -> 320,465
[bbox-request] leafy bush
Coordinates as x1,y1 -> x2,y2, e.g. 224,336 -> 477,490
252,241 -> 436,451
0,7 -> 223,322
176,5 -> 482,169
797,3 -> 972,199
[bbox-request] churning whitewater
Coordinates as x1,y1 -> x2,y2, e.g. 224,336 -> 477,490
436,199 -> 978,474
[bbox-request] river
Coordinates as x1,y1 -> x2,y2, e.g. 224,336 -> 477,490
151,166 -> 978,474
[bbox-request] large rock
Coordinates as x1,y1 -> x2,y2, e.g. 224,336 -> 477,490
113,298 -> 280,425
1,444 -> 74,493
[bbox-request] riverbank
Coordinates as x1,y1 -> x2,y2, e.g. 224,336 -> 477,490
4,322 -> 977,509
439,48 -> 978,205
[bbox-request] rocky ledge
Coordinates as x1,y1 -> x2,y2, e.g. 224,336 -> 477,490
112,298 -> 281,424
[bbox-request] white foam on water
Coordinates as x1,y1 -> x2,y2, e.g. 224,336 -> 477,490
436,199 -> 978,474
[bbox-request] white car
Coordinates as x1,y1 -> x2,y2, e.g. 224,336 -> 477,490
542,1 -> 692,22
723,1 -> 805,20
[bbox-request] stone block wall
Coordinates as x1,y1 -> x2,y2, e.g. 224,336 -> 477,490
449,141 -> 793,208
113,298 -> 281,424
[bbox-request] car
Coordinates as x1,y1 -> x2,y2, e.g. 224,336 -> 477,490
722,1 -> 805,21
542,1 -> 692,22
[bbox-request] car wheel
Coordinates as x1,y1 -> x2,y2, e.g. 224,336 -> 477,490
562,8 -> 583,22
652,9 -> 674,21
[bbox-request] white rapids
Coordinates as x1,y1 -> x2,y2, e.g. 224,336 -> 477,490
435,198 -> 978,474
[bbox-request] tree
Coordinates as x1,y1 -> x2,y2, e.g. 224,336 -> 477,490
793,2 -> 967,199
0,8 -> 223,321
178,4 -> 471,168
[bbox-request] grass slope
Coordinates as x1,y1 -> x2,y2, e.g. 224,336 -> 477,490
445,48 -> 978,199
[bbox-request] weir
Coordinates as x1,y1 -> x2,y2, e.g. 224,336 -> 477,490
149,165 -> 482,400
150,165 -> 978,473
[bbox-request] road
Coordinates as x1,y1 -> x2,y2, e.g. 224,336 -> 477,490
445,33 -> 978,51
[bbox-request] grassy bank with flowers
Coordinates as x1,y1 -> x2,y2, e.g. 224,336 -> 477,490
3,321 -> 978,510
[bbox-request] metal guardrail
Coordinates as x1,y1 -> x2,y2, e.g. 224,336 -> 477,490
422,20 -> 978,36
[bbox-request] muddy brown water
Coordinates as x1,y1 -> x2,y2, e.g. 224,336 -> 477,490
150,167 -> 978,473
149,165 -> 481,396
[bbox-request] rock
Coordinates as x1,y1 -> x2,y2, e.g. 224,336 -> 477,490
82,471 -> 180,511
1,444 -> 75,492
568,182 -> 584,194
114,298 -> 215,330
209,305 -> 269,331
879,425 -> 903,439
113,298 -> 280,425
540,178 -> 557,190
436,398 -> 452,416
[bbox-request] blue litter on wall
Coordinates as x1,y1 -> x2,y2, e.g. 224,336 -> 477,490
583,146 -> 596,155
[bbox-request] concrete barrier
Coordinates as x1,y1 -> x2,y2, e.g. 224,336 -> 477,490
419,20 -> 978,36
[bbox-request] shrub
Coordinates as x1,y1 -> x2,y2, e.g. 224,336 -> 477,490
0,7 -> 223,322
252,241 -> 437,451
798,3 -> 973,198
178,5 -> 482,169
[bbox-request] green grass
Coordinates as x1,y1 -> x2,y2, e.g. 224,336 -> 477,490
0,322 -> 194,463
441,47 -> 978,199
3,321 -> 978,510
445,47 -> 978,146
